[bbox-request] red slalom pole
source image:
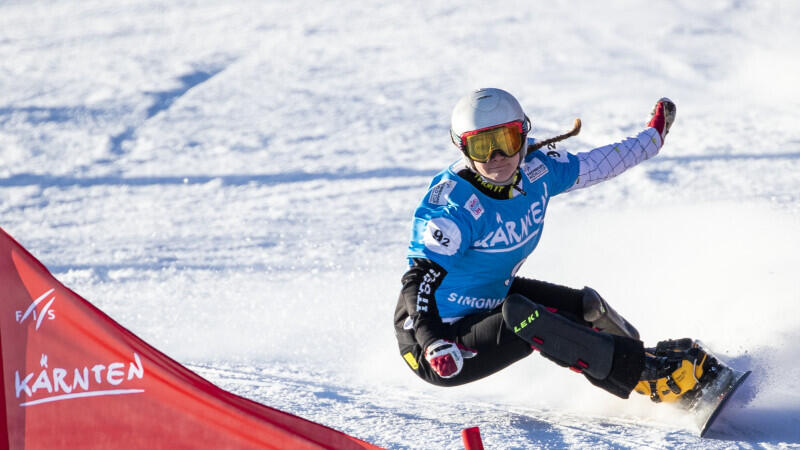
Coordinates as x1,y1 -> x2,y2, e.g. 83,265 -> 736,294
461,427 -> 484,450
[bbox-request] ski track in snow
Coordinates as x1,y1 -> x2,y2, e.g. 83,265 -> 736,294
188,363 -> 708,450
2,1 -> 799,448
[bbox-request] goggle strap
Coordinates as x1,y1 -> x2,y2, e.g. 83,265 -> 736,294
451,128 -> 462,150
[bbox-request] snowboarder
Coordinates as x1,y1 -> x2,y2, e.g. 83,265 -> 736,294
393,88 -> 710,403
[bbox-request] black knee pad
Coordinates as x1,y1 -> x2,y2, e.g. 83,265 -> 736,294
502,293 -> 614,380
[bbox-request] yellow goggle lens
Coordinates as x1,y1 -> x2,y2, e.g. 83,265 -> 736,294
463,125 -> 523,163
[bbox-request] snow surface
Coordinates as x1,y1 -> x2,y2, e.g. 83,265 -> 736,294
1,0 -> 799,448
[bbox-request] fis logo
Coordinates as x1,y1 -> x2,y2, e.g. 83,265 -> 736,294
15,288 -> 57,331
513,309 -> 539,333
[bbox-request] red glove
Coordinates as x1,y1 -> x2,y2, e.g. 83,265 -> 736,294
647,98 -> 677,145
424,339 -> 478,379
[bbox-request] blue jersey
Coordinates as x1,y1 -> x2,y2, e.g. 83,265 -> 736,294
407,144 -> 580,320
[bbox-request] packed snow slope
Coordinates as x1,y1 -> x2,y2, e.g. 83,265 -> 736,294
1,1 -> 799,448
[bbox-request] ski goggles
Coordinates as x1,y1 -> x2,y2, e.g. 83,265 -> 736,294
460,121 -> 525,163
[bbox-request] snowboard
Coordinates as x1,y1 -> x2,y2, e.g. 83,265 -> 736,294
674,341 -> 751,437
501,295 -> 751,437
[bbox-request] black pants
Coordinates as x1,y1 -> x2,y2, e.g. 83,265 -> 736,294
405,277 -> 587,387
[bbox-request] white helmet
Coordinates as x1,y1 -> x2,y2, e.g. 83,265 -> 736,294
450,88 -> 531,160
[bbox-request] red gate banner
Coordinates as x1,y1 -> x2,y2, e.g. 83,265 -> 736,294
0,227 -> 380,449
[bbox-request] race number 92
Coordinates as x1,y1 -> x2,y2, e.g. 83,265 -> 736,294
423,217 -> 461,256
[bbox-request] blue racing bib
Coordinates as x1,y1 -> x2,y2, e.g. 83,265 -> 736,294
407,144 -> 579,320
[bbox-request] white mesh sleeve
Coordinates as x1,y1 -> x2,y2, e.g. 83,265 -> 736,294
566,127 -> 662,192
